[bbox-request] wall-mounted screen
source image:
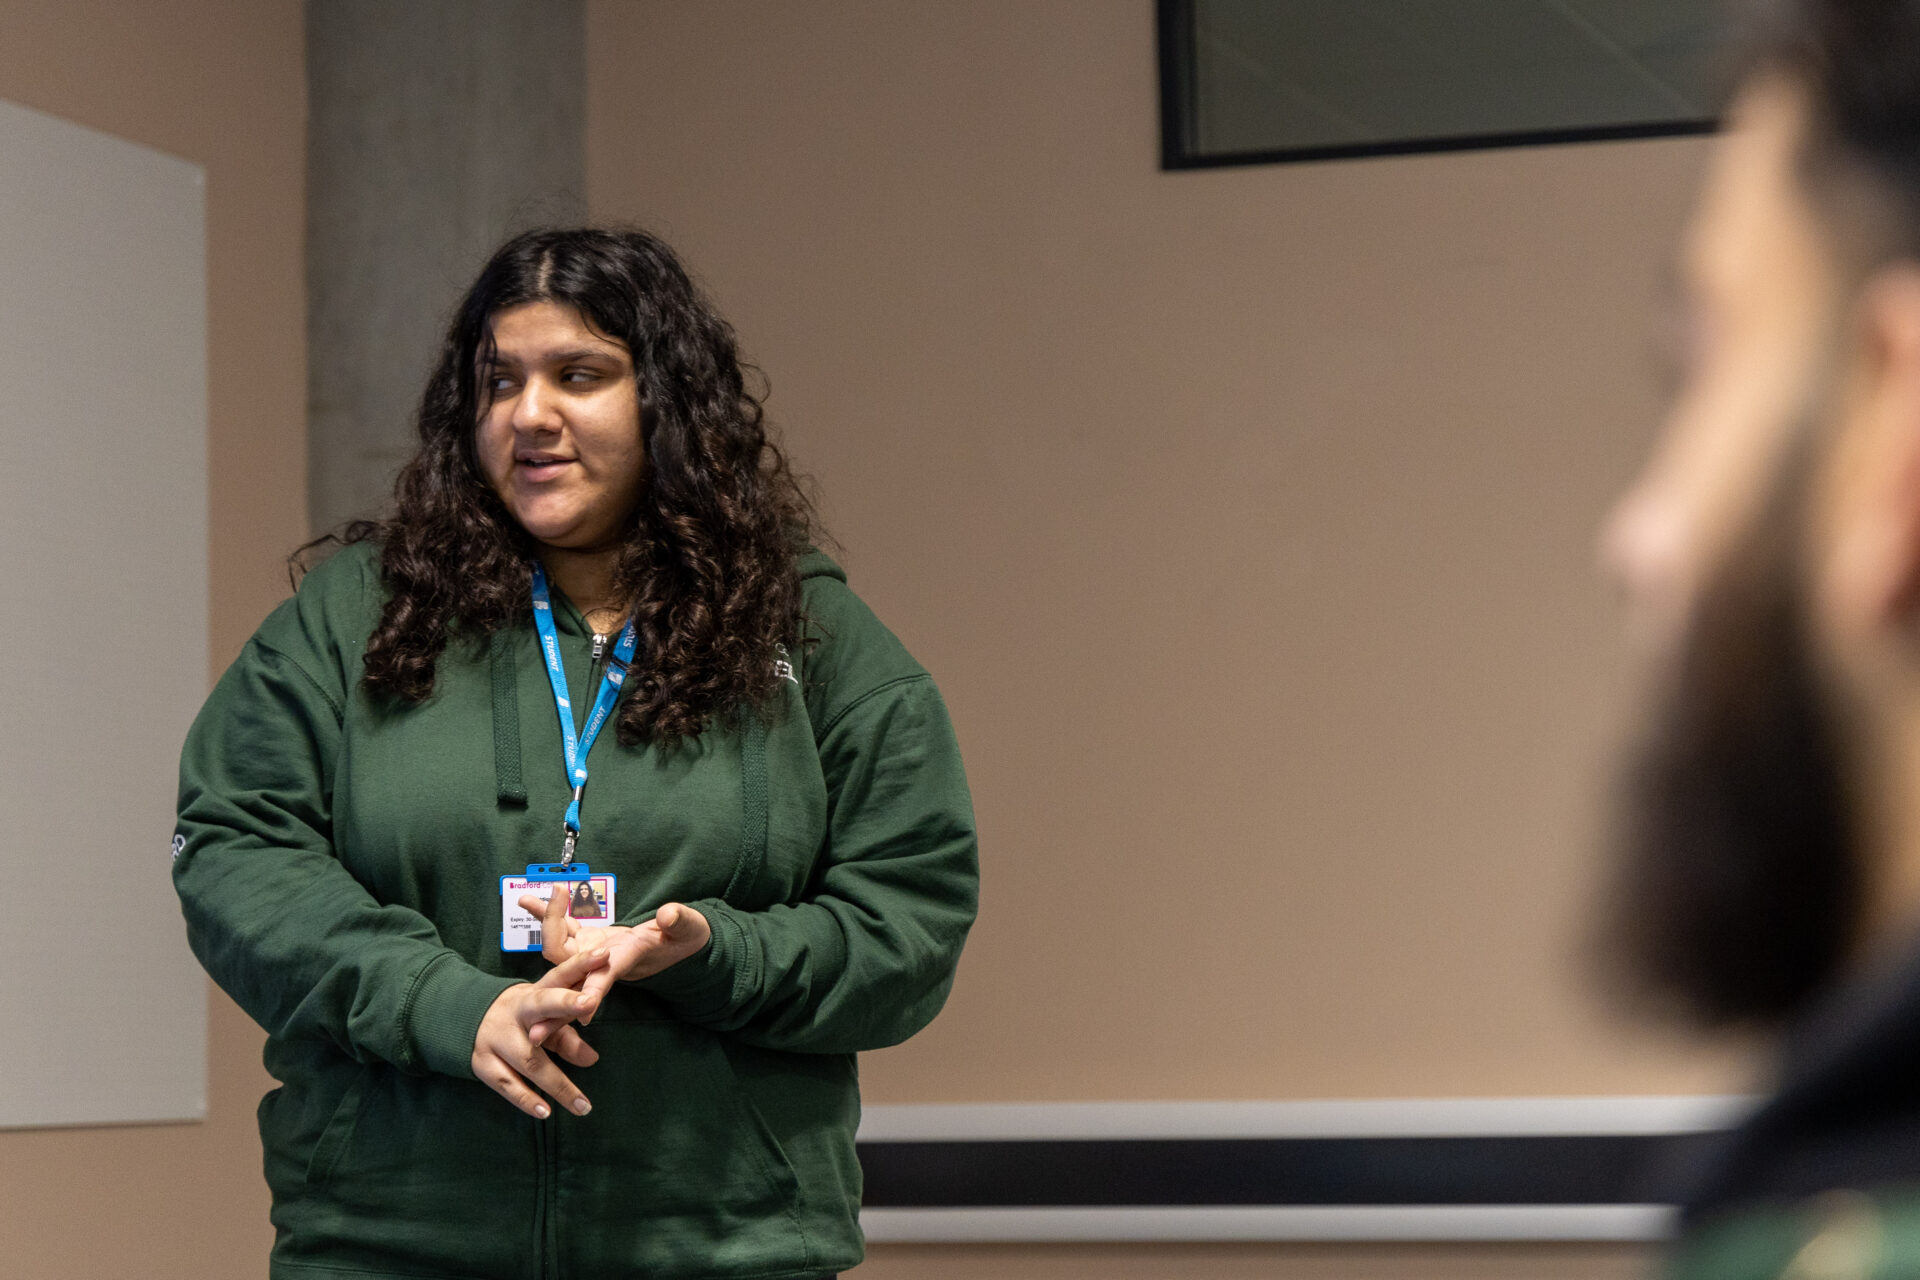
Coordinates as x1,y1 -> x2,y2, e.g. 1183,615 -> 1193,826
1159,0 -> 1731,168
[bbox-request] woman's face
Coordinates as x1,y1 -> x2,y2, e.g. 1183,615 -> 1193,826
475,300 -> 645,553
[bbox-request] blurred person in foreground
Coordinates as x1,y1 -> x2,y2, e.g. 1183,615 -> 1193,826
1602,2 -> 1920,1274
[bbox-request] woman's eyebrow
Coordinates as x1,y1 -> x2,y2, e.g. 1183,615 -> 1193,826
543,346 -> 627,364
483,345 -> 627,370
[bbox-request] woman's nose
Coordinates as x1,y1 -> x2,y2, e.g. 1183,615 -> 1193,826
512,376 -> 561,431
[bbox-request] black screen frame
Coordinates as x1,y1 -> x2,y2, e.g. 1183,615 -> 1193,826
1155,0 -> 1720,171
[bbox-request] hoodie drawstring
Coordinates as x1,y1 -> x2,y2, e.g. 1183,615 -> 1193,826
491,630 -> 528,806
724,711 -> 770,901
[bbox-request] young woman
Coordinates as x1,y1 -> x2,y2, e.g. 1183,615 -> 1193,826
173,228 -> 978,1280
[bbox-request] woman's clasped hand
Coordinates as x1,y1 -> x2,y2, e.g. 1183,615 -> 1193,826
470,944 -> 609,1120
518,887 -> 714,1003
471,889 -> 716,1119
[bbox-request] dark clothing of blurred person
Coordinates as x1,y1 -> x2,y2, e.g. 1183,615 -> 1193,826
1666,939 -> 1920,1274
1600,2 -> 1920,1275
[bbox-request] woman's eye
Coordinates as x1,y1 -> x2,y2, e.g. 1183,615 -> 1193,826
563,369 -> 601,384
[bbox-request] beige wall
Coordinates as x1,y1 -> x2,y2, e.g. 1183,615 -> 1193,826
0,1 -> 303,1276
586,1 -> 1732,1275
0,1 -> 1735,1276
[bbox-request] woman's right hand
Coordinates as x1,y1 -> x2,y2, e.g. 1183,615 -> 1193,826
471,946 -> 610,1119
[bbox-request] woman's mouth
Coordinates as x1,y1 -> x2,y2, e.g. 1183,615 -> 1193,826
516,455 -> 574,481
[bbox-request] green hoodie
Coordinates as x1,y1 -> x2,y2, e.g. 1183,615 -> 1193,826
173,542 -> 978,1280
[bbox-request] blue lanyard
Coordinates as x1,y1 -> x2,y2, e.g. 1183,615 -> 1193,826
530,563 -> 638,864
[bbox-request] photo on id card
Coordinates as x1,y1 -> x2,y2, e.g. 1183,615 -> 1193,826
499,873 -> 617,952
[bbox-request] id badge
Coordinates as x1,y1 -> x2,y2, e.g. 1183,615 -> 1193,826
500,862 -> 619,952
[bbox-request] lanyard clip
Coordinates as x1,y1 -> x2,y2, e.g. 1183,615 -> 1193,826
560,827 -> 578,867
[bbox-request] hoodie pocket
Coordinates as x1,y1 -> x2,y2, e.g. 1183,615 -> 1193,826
557,1018 -> 811,1276
279,1066 -> 542,1278
303,1066 -> 371,1189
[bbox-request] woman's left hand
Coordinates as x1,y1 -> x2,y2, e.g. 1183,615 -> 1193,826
519,887 -> 711,1018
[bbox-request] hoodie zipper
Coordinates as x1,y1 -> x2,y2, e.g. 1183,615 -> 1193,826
538,633 -> 605,1279
539,1112 -> 560,1280
583,632 -> 607,732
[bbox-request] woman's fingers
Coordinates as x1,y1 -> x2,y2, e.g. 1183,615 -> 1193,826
534,944 -> 610,1021
519,889 -> 574,965
595,905 -> 711,982
546,1023 -> 600,1068
517,1042 -> 592,1117
536,943 -> 609,988
527,1016 -> 600,1058
480,1037 -> 591,1119
542,881 -> 573,962
474,1049 -> 557,1120
472,985 -> 596,1119
514,983 -> 595,1029
656,902 -> 712,950
579,963 -> 620,1007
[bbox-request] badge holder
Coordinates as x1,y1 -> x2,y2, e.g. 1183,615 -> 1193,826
500,861 -> 619,952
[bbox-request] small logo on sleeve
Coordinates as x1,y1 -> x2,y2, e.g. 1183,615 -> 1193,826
170,833 -> 187,861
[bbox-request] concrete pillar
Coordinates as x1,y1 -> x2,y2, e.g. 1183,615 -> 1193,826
306,0 -> 585,534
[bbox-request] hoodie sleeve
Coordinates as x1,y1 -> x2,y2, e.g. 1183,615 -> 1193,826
171,548 -> 517,1077
634,573 -> 979,1054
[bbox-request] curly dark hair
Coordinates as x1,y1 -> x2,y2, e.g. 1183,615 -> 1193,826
333,227 -> 816,749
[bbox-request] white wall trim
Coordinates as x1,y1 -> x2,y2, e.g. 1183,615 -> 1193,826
856,1095 -> 1754,1142
859,1204 -> 1679,1243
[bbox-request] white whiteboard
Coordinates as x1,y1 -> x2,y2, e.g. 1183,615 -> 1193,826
0,97 -> 208,1126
